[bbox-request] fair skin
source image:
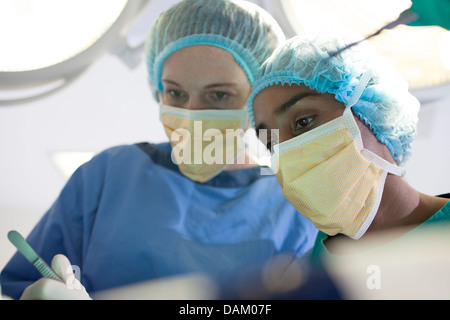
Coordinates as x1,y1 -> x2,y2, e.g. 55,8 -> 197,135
160,45 -> 258,170
19,45 -> 259,299
253,83 -> 449,253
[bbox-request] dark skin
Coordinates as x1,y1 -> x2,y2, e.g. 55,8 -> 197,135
253,83 -> 449,253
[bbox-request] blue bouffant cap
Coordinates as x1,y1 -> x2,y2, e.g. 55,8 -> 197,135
145,0 -> 285,99
248,31 -> 420,165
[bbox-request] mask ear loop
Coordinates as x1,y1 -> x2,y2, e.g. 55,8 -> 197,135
342,70 -> 373,150
346,70 -> 373,109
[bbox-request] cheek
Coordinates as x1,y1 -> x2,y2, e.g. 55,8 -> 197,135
277,121 -> 295,144
278,132 -> 295,144
356,116 -> 378,148
356,116 -> 395,162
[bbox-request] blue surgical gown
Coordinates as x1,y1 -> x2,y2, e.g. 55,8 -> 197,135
0,142 -> 317,299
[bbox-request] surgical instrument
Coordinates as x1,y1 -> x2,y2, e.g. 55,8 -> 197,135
327,10 -> 419,59
7,230 -> 62,281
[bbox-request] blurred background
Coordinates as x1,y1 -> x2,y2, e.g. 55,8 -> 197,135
1,0 -> 449,272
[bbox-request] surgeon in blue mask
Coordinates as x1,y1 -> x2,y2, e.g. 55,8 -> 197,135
0,0 -> 317,300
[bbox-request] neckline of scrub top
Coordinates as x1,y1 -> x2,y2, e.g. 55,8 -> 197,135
135,142 -> 270,188
309,196 -> 450,268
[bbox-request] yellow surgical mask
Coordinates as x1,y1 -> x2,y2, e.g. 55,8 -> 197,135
160,104 -> 248,182
271,72 -> 406,239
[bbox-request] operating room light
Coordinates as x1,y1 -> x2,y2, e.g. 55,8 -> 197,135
276,0 -> 450,90
0,0 -> 128,72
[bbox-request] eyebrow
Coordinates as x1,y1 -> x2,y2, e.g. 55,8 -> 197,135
275,92 -> 318,117
161,79 -> 181,86
161,79 -> 237,89
204,82 -> 238,89
255,92 -> 319,136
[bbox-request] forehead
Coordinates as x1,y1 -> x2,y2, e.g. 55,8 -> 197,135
252,83 -> 315,124
161,45 -> 248,84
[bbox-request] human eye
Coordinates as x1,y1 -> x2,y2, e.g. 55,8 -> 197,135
293,115 -> 316,131
162,89 -> 187,105
211,91 -> 229,101
168,90 -> 185,98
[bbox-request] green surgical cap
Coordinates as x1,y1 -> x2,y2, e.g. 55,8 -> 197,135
145,0 -> 285,100
248,31 -> 420,165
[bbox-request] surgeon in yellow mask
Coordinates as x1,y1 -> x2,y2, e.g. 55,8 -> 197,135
148,0 -> 279,182
0,0 -> 318,300
248,31 -> 450,264
158,45 -> 252,182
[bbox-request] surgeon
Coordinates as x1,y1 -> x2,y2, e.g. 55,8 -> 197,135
247,30 -> 450,267
0,0 -> 317,300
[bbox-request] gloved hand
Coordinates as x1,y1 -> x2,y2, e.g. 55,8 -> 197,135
406,0 -> 450,30
20,254 -> 91,300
